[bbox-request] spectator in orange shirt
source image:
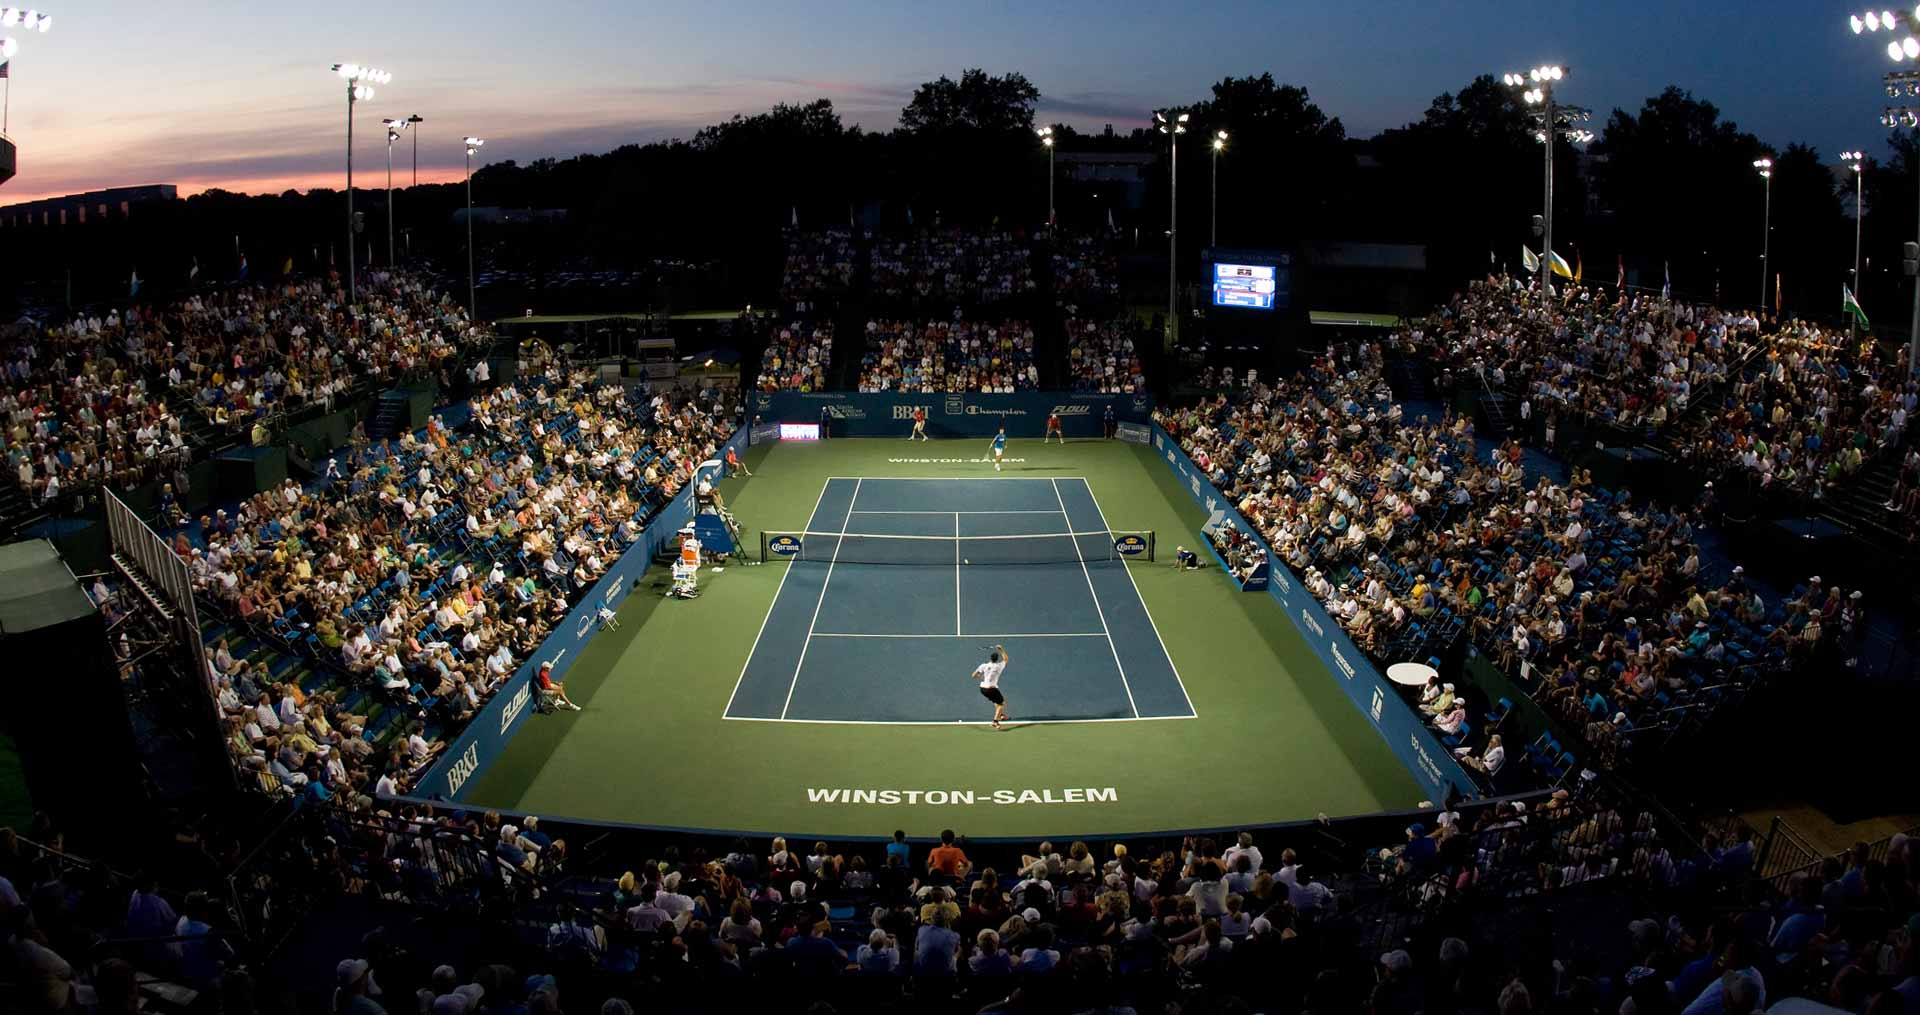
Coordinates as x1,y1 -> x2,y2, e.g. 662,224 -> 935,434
927,829 -> 971,882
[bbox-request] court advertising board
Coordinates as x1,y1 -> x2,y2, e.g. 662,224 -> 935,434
410,424 -> 751,803
753,391 -> 1151,439
1149,424 -> 1478,803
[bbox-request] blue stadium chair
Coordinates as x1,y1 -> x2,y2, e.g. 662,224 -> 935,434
1483,697 -> 1513,727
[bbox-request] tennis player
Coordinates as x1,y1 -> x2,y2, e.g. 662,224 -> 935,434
1044,411 -> 1065,444
971,643 -> 1011,729
909,406 -> 930,442
989,427 -> 1008,472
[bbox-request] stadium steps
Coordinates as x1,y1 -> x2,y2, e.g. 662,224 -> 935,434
365,392 -> 413,442
1815,454 -> 1907,550
168,391 -> 239,456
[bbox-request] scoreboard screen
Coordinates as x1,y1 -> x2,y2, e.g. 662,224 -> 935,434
1212,262 -> 1279,310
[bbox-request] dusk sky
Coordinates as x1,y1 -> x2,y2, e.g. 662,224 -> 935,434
0,1 -> 1896,205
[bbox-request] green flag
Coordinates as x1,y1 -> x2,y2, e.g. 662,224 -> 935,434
1843,285 -> 1869,326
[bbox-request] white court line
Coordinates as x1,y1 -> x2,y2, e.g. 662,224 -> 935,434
724,713 -> 1197,727
721,476 -> 834,718
1075,477 -> 1199,718
849,509 -> 1064,514
810,632 -> 1110,639
1051,477 -> 1139,718
778,478 -> 861,720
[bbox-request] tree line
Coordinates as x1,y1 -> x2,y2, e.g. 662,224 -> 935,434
1,68 -> 1908,327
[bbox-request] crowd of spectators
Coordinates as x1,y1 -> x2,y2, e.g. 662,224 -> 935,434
3,270 -> 487,511
1051,233 -> 1122,313
778,228 -> 859,309
1065,319 -> 1146,394
757,321 -> 834,392
870,229 -> 1035,305
1400,278 -> 1760,433
1157,340 -> 1806,781
191,369 -> 734,803
857,319 -> 1039,393
168,272 -> 484,437
1663,320 -> 1912,497
16,781 -> 1917,1015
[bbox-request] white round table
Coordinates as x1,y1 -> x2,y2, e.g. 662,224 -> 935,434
1386,662 -> 1438,687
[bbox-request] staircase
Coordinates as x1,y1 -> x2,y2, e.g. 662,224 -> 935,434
167,392 -> 238,457
1476,391 -> 1519,440
1815,452 -> 1907,554
365,391 -> 412,441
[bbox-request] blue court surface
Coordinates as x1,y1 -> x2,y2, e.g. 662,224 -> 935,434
724,477 -> 1195,725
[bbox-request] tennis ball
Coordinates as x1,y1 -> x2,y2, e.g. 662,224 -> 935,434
964,558 -> 970,564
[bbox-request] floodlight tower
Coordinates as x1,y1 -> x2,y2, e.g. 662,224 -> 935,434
1500,66 -> 1591,293
1155,109 -> 1188,345
1852,9 -> 1920,363
464,136 -> 485,324
330,62 -> 393,300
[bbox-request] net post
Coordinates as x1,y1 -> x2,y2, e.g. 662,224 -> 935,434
758,531 -> 768,565
1147,530 -> 1155,563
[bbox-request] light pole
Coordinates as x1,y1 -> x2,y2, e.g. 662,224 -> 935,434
1036,125 -> 1054,229
1155,109 -> 1188,347
464,136 -> 484,325
406,113 -> 423,185
381,119 -> 401,267
1502,66 -> 1589,295
1210,130 -> 1228,249
1843,149 -> 1866,338
0,7 -> 54,135
1855,11 -> 1920,368
1754,157 -> 1773,311
330,63 -> 391,302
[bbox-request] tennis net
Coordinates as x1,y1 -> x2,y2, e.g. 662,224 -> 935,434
760,529 -> 1154,565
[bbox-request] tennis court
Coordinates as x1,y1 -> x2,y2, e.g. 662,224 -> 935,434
723,477 -> 1195,725
461,438 -> 1424,839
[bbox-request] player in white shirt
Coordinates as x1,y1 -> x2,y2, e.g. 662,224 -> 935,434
970,643 -> 1012,729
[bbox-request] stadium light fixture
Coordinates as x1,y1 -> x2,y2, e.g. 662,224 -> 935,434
1855,25 -> 1920,362
381,118 -> 408,267
1755,158 -> 1774,311
1843,151 -> 1868,339
0,7 -> 51,32
1210,130 -> 1229,248
330,63 -> 393,301
1154,108 -> 1187,346
464,137 -> 485,325
1502,64 -> 1580,293
1036,126 -> 1055,229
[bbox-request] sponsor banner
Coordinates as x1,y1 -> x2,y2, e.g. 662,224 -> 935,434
1115,421 -> 1151,445
1149,424 -> 1477,803
749,422 -> 782,445
806,786 -> 1119,806
416,425 -> 751,802
1113,533 -> 1150,557
759,392 -> 1150,438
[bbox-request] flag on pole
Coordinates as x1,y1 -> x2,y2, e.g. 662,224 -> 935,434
1573,250 -> 1583,282
1843,285 -> 1870,326
1662,261 -> 1671,300
189,257 -> 200,282
1547,250 -> 1574,279
237,254 -> 248,280
129,270 -> 140,298
790,206 -> 798,228
1616,255 -> 1625,290
1775,273 -> 1782,314
1521,246 -> 1540,273
1107,207 -> 1116,233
